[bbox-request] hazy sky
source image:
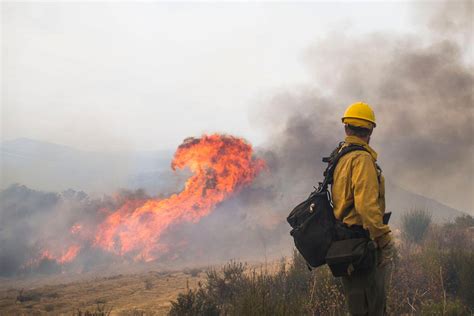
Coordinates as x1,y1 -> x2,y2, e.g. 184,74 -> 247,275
2,1 -> 415,151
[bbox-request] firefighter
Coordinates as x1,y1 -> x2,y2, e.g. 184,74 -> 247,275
332,101 -> 395,315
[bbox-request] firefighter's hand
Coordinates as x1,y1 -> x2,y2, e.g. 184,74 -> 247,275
378,241 -> 395,267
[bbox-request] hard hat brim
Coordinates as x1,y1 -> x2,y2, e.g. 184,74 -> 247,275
342,117 -> 376,129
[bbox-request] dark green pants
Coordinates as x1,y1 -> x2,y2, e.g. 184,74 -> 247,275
341,250 -> 391,316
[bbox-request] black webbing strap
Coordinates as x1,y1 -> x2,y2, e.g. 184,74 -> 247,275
320,144 -> 368,191
320,144 -> 372,234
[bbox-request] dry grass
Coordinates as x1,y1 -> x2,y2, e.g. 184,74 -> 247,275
0,270 -> 205,315
0,262 -> 283,315
168,217 -> 474,315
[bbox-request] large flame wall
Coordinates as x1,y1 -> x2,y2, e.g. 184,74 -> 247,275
34,134 -> 265,265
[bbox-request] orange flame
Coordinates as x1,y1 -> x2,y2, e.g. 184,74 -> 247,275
25,245 -> 81,268
29,134 -> 265,267
92,134 -> 265,261
57,245 -> 81,264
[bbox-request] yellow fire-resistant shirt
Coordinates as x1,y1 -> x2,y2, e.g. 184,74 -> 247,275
331,136 -> 392,247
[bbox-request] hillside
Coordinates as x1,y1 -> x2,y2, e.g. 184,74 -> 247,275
0,269 -> 204,315
385,181 -> 466,225
0,138 -> 177,195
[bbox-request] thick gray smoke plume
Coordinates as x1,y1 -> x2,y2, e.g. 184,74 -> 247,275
255,0 -> 473,213
0,185 -> 151,276
0,185 -> 87,276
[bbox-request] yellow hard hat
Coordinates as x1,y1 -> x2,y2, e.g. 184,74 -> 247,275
341,101 -> 376,129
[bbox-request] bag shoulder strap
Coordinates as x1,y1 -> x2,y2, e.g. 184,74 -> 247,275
319,144 -> 368,191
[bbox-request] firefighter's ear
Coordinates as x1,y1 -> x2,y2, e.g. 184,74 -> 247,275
344,125 -> 350,135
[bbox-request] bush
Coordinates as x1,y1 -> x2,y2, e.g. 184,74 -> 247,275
170,214 -> 473,315
442,250 -> 474,309
74,302 -> 113,316
169,251 -> 346,316
401,209 -> 432,243
186,268 -> 202,277
169,286 -> 219,316
453,214 -> 474,228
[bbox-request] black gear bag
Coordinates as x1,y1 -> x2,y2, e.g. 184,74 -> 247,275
287,144 -> 368,268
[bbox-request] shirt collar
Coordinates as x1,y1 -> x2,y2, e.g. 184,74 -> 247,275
344,135 -> 378,160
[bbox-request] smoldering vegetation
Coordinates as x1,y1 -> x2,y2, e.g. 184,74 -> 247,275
0,184 -> 151,277
0,184 -> 85,276
0,183 -> 290,277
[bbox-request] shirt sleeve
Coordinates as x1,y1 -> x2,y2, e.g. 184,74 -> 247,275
351,153 -> 391,241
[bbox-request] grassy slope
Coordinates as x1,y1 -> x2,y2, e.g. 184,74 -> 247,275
0,270 -> 205,315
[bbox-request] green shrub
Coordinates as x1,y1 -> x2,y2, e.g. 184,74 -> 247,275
169,286 -> 219,316
442,250 -> 474,309
453,214 -> 474,229
402,209 -> 432,243
74,302 -> 113,316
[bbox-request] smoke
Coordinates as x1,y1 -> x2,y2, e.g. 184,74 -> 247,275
0,184 -> 150,276
254,0 -> 473,213
1,1 -> 472,278
0,185 -> 80,276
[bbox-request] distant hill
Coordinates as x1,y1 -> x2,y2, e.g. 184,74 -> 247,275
0,138 -> 177,194
385,181 -> 466,225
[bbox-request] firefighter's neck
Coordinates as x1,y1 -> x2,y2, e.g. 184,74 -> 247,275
346,133 -> 371,144
361,135 -> 371,144
344,126 -> 372,144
